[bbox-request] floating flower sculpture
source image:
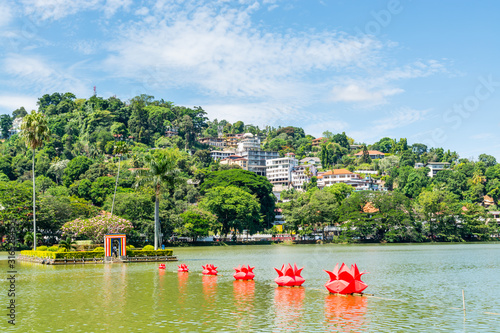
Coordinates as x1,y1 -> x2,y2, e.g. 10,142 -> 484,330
274,263 -> 305,287
324,263 -> 368,294
202,264 -> 218,275
178,264 -> 189,272
158,264 -> 166,269
233,265 -> 255,280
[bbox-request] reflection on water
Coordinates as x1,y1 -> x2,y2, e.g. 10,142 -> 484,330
274,287 -> 305,331
233,280 -> 255,330
1,243 -> 499,332
324,294 -> 368,332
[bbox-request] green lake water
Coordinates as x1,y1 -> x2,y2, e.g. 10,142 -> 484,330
0,243 -> 499,332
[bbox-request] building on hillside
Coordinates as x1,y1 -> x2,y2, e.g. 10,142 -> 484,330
312,137 -> 327,147
349,144 -> 362,151
224,134 -> 245,148
211,149 -> 236,160
354,150 -> 385,159
317,169 -> 363,188
165,126 -> 179,137
291,165 -> 318,190
415,161 -> 451,177
236,133 -> 279,176
220,155 -> 248,170
198,137 -> 225,148
299,156 -> 321,167
266,153 -> 298,187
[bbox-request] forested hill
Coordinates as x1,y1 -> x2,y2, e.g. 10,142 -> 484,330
0,92 -> 499,245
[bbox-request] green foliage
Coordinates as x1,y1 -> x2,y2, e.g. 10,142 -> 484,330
177,206 -> 219,241
143,245 -> 155,251
47,246 -> 59,252
37,246 -> 48,251
200,185 -> 262,236
63,156 -> 93,187
127,249 -> 173,257
93,247 -> 105,252
200,169 -> 275,227
59,237 -> 77,251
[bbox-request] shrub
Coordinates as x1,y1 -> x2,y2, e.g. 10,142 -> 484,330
57,248 -> 67,252
93,247 -> 105,252
127,249 -> 173,257
37,246 -> 48,251
142,245 -> 154,251
47,246 -> 59,252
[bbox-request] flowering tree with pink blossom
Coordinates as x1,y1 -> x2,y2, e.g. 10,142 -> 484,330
61,213 -> 134,243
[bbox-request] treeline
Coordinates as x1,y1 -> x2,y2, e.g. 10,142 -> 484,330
0,92 -> 499,246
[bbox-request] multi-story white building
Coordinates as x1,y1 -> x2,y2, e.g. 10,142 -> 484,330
198,137 -> 225,148
211,149 -> 236,160
220,155 -> 248,170
291,165 -> 318,190
317,169 -> 362,188
236,133 -> 279,176
266,153 -> 298,186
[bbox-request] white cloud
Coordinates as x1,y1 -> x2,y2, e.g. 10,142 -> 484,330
20,0 -> 130,20
103,1 -> 382,100
330,60 -> 446,104
470,133 -> 496,141
0,95 -> 38,114
0,1 -> 14,27
3,54 -> 91,97
202,102 -> 300,127
331,84 -> 403,103
351,107 -> 430,142
303,120 -> 349,138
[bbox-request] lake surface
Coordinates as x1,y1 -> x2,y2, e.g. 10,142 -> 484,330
1,243 -> 499,332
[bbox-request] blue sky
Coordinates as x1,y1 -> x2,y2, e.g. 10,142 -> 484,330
1,0 -> 499,159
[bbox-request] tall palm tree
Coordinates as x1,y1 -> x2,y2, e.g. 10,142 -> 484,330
20,110 -> 51,250
134,148 -> 182,250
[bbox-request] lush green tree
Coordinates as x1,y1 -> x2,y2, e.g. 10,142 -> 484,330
478,154 -> 497,167
20,110 -> 51,250
371,137 -> 394,153
0,155 -> 14,180
63,156 -> 93,187
176,206 -> 219,241
12,106 -> 28,119
0,114 -> 13,139
135,148 -> 183,249
360,144 -> 371,164
200,169 -> 275,228
200,186 -> 261,237
90,176 -> 115,206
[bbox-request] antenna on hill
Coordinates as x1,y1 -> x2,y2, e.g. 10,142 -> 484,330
217,125 -> 223,138
93,86 -> 97,96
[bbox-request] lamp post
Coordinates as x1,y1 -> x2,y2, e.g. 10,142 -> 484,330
111,134 -> 132,216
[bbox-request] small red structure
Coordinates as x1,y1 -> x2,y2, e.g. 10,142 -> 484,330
233,265 -> 255,280
202,264 -> 218,275
274,263 -> 305,287
158,263 -> 166,269
178,264 -> 189,272
324,263 -> 368,294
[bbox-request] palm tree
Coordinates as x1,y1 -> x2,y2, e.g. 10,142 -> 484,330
24,231 -> 42,248
111,140 -> 130,216
20,110 -> 50,251
59,237 -> 77,251
134,148 -> 182,250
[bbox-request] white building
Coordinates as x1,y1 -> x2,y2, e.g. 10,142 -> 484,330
236,133 -> 279,176
317,169 -> 363,188
211,149 -> 236,160
299,157 -> 321,167
291,165 -> 318,190
266,153 -> 298,186
415,162 -> 450,177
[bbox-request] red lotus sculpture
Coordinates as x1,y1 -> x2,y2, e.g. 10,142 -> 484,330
233,265 -> 255,280
274,263 -> 305,287
158,263 -> 166,269
324,263 -> 368,294
178,264 -> 189,272
202,264 -> 218,275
